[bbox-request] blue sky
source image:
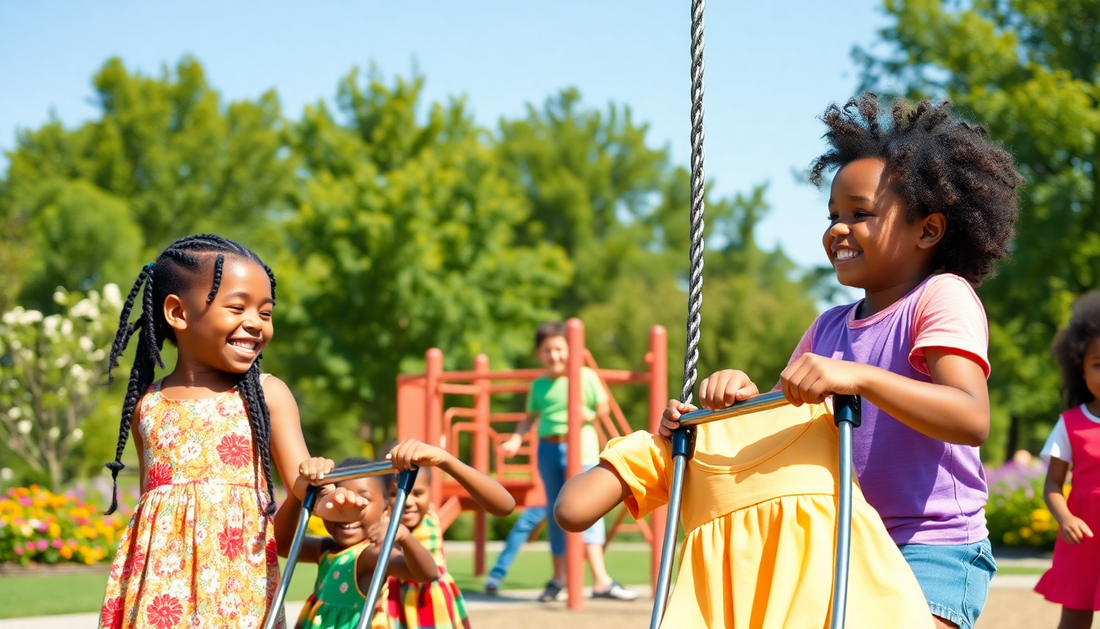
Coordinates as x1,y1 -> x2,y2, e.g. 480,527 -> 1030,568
0,0 -> 895,271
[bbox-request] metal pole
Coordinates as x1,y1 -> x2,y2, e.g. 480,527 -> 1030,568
356,467 -> 421,629
263,485 -> 320,629
830,394 -> 860,629
649,426 -> 695,629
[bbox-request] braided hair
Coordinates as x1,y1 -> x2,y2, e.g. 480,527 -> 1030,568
809,93 -> 1023,285
104,234 -> 279,515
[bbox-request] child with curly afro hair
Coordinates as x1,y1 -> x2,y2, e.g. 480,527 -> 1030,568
653,92 -> 1023,629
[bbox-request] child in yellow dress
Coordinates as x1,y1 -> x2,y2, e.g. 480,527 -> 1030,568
556,401 -> 934,629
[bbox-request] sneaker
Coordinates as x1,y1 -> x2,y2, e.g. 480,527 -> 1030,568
538,579 -> 564,602
484,578 -> 500,596
592,581 -> 638,601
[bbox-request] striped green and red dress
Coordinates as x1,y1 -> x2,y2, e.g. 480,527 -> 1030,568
384,509 -> 471,629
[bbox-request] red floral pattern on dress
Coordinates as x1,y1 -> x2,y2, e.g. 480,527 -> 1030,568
266,536 -> 278,568
97,381 -> 281,629
121,547 -> 146,579
146,462 -> 172,490
216,434 -> 251,468
146,594 -> 183,629
219,526 -> 244,561
100,597 -> 123,629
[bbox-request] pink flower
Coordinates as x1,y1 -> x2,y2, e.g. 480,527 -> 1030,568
13,547 -> 23,555
216,434 -> 251,468
100,597 -> 123,629
36,539 -> 48,551
146,594 -> 183,629
218,526 -> 244,561
147,462 -> 173,490
24,541 -> 35,551
19,497 -> 31,507
52,539 -> 63,549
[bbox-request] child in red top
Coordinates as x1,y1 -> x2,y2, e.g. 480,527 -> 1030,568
1035,292 -> 1100,628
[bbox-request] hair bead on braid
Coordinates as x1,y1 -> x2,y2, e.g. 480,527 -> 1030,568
102,234 -> 278,516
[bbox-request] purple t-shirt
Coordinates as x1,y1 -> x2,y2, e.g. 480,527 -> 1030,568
789,274 -> 990,545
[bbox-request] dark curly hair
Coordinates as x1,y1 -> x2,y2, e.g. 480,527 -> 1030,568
809,93 -> 1023,285
1052,292 -> 1100,410
103,234 -> 278,515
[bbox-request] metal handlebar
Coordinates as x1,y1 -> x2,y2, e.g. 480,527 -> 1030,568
649,393 -> 861,629
262,462 -> 421,629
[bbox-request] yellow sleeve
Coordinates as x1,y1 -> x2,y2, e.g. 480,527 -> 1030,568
600,430 -> 671,519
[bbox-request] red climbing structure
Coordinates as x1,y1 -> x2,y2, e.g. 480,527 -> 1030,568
396,319 -> 668,610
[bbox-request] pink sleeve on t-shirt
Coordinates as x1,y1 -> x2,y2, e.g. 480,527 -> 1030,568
909,274 -> 991,378
771,318 -> 820,392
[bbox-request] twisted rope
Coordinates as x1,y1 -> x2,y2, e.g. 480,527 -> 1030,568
681,0 -> 706,405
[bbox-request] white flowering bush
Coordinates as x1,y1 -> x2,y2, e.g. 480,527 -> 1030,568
0,285 -> 122,490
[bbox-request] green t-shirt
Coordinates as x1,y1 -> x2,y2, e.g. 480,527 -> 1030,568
526,366 -> 608,464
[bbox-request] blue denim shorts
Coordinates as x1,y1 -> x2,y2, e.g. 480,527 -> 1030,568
898,538 -> 997,629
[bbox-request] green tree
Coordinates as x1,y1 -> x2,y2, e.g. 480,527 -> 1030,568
1,56 -> 294,308
858,0 -> 1100,460
271,70 -> 572,457
497,89 -> 668,313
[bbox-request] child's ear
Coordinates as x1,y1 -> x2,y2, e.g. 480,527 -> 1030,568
917,212 -> 947,249
163,295 -> 189,332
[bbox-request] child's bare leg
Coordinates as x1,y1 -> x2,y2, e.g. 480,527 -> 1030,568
932,616 -> 958,628
1057,607 -> 1093,629
585,543 -> 612,591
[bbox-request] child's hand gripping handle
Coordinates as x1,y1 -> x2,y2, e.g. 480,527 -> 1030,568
356,466 -> 420,629
263,485 -> 322,629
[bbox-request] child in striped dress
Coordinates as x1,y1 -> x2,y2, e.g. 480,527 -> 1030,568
384,440 -> 516,628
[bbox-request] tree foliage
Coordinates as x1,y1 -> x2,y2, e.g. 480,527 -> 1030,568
270,71 -> 572,457
858,0 -> 1100,460
1,57 -> 822,468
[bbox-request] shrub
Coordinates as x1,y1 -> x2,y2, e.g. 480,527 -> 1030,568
0,485 -> 132,566
985,460 -> 1060,549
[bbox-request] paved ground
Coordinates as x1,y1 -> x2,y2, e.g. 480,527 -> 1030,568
3,575 -> 1092,629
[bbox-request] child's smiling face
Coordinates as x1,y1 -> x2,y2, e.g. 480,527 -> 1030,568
536,335 -> 569,377
400,471 -> 432,530
323,476 -> 389,548
823,158 -> 940,295
173,256 -> 274,374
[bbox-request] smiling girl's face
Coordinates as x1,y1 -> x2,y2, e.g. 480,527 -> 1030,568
323,476 -> 390,549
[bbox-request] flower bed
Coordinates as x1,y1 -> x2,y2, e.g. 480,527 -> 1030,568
0,485 -> 131,566
985,460 -> 1060,549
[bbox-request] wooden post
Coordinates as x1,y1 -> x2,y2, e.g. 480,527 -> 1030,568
647,325 -> 668,593
565,318 -> 585,610
425,349 -> 444,510
473,354 -> 489,576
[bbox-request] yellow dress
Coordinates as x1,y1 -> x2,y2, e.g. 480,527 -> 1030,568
601,403 -> 933,629
98,380 -> 282,629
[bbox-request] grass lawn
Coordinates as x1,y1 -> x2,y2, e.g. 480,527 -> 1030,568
0,549 -> 651,619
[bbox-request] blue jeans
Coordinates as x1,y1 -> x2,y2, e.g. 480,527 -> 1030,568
899,538 -> 997,629
537,440 -> 606,557
489,506 -> 547,581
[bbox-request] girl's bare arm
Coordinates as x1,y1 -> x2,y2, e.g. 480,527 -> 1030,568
388,440 -> 515,516
554,461 -> 630,532
272,480 -> 331,563
358,526 -> 440,583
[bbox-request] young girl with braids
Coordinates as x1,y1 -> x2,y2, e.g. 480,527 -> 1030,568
561,94 -> 1023,629
97,234 -> 367,629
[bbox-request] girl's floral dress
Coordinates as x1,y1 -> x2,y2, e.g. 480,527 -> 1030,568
99,380 -> 283,629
